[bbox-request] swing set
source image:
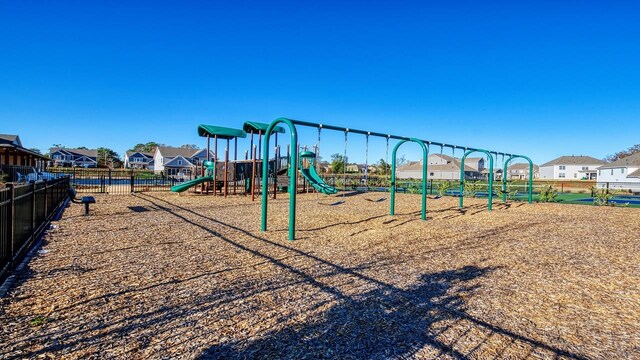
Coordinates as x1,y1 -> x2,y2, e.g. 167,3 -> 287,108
260,117 -> 532,240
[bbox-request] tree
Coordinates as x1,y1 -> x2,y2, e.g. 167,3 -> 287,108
376,158 -> 391,175
52,144 -> 64,148
397,155 -> 408,166
129,141 -> 162,153
330,153 -> 346,174
97,147 -> 123,168
77,146 -> 89,150
604,144 -> 640,162
29,148 -> 42,154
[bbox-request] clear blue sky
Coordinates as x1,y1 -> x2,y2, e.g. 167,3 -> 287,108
1,1 -> 639,165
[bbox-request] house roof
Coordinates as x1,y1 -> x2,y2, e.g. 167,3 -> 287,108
197,125 -> 247,139
125,151 -> 154,158
164,155 -> 194,168
243,121 -> 286,134
597,152 -> 640,169
50,147 -> 97,158
508,163 -> 539,171
0,134 -> 21,146
628,169 -> 640,178
541,155 -> 606,167
156,146 -> 201,159
398,160 -> 477,172
0,134 -> 48,159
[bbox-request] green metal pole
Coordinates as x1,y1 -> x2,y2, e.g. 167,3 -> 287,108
502,155 -> 534,204
527,159 -> 533,204
502,156 -> 511,203
390,140 -> 406,216
414,138 -> 428,220
261,118 -> 298,240
487,154 -> 493,211
459,152 -> 466,209
390,138 -> 428,220
460,149 -> 493,211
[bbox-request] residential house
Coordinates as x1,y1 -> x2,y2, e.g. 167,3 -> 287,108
596,152 -> 640,192
153,146 -> 214,177
396,154 -> 483,180
506,163 -> 539,180
539,155 -> 605,180
124,151 -> 155,170
49,147 -> 98,168
1,134 -> 49,179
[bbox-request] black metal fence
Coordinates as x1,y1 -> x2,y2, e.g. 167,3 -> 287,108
47,168 -> 192,195
0,165 -> 41,183
1,177 -> 69,283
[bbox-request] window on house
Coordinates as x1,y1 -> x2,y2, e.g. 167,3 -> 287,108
582,166 -> 588,171
574,173 -> 577,178
559,165 -> 566,170
558,173 -> 565,178
611,169 -> 613,175
621,168 -> 625,174
429,172 -> 434,176
178,160 -> 182,165
598,170 -> 601,176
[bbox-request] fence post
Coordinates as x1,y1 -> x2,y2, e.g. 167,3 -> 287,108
31,183 -> 36,242
606,182 -> 610,195
45,180 -> 49,216
130,175 -> 135,193
7,184 -> 15,267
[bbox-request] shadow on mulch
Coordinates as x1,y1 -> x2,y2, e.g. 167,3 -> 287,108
135,194 -> 586,360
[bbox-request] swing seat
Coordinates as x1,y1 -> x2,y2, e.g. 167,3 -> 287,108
364,197 -> 387,203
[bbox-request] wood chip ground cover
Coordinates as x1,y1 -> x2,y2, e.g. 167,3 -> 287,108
0,192 -> 639,359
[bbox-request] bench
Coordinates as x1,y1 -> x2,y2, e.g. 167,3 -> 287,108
67,188 -> 96,215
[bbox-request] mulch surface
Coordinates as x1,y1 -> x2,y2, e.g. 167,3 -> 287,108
1,192 -> 639,359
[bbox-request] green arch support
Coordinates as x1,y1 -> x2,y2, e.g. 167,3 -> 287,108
502,155 -> 534,204
390,138 -> 429,220
459,149 -> 494,211
261,117 -> 298,240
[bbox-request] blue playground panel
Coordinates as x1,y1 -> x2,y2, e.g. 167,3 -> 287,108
573,197 -> 640,205
611,195 -> 640,200
445,190 -> 495,197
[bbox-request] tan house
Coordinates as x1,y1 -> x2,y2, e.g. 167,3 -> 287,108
396,154 -> 483,180
1,134 -> 48,172
506,163 -> 539,180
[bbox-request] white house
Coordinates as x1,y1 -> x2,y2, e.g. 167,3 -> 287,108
596,152 -> 640,192
153,146 -> 214,177
539,156 -> 606,180
396,154 -> 483,180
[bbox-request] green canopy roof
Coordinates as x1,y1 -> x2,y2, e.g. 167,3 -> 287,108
242,121 -> 286,134
197,125 -> 247,139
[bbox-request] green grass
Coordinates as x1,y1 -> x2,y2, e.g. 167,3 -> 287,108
510,192 -> 640,208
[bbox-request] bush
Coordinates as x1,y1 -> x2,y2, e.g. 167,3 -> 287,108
435,181 -> 452,196
593,188 -> 627,206
463,181 -> 481,198
538,185 -> 558,202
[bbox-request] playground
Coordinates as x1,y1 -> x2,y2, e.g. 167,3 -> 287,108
1,192 -> 639,358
